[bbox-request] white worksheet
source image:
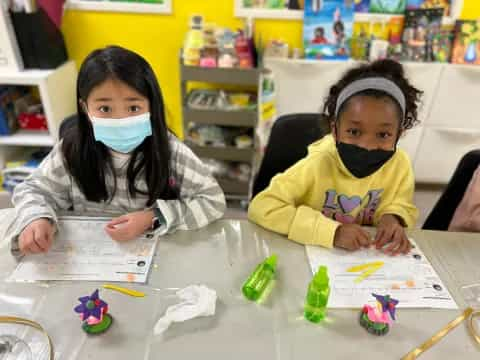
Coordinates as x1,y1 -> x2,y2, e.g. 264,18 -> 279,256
8,217 -> 158,283
306,240 -> 458,309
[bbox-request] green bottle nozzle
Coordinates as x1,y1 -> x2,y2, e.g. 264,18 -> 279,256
305,265 -> 330,323
264,254 -> 277,269
313,266 -> 329,285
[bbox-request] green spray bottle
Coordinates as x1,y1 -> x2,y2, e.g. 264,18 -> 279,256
304,265 -> 330,323
242,254 -> 277,301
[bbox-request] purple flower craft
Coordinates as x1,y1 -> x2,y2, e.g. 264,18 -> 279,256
74,289 -> 112,334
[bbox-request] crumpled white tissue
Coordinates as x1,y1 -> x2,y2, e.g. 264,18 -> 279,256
153,285 -> 217,335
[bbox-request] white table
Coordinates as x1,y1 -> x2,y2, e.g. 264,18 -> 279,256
0,210 -> 479,359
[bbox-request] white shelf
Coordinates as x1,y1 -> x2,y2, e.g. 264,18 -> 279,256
0,60 -> 75,86
234,0 -> 464,20
0,67 -> 56,86
235,7 -> 303,20
0,60 -> 76,158
0,131 -> 54,146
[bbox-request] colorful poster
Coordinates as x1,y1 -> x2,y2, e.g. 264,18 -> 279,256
431,23 -> 454,62
242,0 -> 288,9
451,20 -> 480,65
303,0 -> 354,60
351,15 -> 405,60
401,8 -> 443,62
370,0 -> 406,14
406,0 -> 451,16
241,0 -> 305,10
354,0 -> 371,12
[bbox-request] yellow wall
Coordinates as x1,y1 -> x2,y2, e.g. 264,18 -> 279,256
461,0 -> 480,19
61,0 -> 479,137
61,1 -> 303,137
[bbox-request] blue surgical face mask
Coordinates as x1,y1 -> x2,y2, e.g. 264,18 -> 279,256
89,112 -> 152,153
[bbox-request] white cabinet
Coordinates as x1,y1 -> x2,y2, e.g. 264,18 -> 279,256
415,127 -> 480,183
0,60 -> 77,167
266,59 -> 354,117
402,62 -> 443,124
427,64 -> 480,128
398,125 -> 424,162
264,58 -> 480,184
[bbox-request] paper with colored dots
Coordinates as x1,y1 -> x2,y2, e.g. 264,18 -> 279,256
8,217 -> 158,283
306,239 -> 458,309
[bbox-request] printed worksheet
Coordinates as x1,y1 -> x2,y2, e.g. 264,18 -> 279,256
8,217 -> 158,283
306,240 -> 457,309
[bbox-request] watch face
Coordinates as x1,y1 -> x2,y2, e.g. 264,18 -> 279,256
152,218 -> 160,230
153,207 -> 162,218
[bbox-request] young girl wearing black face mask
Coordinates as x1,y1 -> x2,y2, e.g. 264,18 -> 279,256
248,59 -> 422,255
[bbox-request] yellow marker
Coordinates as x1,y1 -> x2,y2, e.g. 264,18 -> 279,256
347,261 -> 384,273
353,265 -> 384,283
347,261 -> 385,283
103,284 -> 145,297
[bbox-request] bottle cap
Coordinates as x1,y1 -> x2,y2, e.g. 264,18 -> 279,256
313,265 -> 329,285
265,254 -> 277,269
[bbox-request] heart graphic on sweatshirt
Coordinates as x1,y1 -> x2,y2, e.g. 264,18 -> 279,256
338,195 -> 362,214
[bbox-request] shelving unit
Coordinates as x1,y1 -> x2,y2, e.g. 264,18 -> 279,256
183,109 -> 257,127
0,131 -> 54,146
180,63 -> 261,200
0,60 -> 77,167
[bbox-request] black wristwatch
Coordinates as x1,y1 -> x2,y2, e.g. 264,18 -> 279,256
151,207 -> 165,230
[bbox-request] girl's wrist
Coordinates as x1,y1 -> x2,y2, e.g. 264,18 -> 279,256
144,210 -> 155,231
381,214 -> 403,226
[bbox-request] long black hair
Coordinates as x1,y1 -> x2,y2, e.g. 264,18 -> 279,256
61,45 -> 177,206
323,59 -> 423,131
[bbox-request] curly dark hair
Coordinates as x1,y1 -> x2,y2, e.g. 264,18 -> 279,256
322,59 -> 423,130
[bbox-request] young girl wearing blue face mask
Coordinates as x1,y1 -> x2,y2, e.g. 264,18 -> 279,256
249,60 -> 422,255
10,46 -> 226,255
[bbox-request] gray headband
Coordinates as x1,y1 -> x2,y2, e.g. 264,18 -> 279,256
334,77 -> 406,119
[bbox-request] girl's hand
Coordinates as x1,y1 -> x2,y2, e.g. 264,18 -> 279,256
333,223 -> 371,251
374,214 -> 411,256
19,218 -> 55,254
105,210 -> 154,242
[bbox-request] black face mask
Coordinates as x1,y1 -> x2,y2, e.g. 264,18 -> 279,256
336,142 -> 395,178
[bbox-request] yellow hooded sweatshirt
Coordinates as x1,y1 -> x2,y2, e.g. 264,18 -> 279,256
248,134 -> 418,248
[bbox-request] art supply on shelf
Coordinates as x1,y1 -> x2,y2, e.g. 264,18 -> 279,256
182,16 -> 255,69
183,14 -> 204,66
